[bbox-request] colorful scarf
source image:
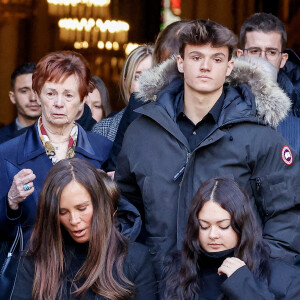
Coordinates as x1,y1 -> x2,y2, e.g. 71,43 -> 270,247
38,117 -> 78,164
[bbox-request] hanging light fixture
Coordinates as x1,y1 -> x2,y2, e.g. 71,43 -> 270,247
58,17 -> 129,50
47,0 -> 110,19
0,0 -> 33,18
47,0 -> 130,51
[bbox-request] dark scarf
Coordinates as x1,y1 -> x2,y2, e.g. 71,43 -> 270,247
77,103 -> 97,131
195,248 -> 235,300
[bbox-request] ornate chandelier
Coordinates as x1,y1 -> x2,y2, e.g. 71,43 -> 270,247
47,0 -> 110,19
47,0 -> 130,51
0,0 -> 33,18
58,18 -> 129,50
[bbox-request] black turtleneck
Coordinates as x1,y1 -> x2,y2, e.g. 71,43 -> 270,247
196,248 -> 234,300
61,233 -> 94,298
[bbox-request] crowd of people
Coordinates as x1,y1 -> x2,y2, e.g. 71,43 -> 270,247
0,11 -> 300,300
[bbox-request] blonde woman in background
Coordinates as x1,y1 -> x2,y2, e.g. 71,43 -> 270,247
106,21 -> 188,172
120,45 -> 154,104
92,45 -> 154,142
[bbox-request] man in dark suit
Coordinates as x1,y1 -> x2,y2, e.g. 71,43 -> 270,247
0,62 -> 41,144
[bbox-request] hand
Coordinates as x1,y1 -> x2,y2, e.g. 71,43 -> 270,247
218,257 -> 246,278
107,171 -> 115,180
7,169 -> 36,210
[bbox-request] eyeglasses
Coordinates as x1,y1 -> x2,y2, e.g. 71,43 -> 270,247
243,48 -> 283,60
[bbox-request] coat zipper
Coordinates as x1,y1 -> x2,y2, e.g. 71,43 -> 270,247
173,150 -> 191,181
256,177 -> 261,191
172,120 -> 252,182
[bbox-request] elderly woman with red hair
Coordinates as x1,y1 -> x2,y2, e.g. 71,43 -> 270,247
0,51 -> 137,250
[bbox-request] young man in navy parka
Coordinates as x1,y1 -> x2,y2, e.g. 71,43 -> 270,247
115,19 -> 300,276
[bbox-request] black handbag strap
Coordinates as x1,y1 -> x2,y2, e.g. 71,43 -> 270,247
1,226 -> 24,300
7,226 -> 23,258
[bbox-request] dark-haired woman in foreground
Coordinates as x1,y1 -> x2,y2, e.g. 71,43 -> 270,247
162,177 -> 300,300
12,158 -> 157,300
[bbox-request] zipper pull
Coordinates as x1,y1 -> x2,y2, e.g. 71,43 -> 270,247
173,151 -> 191,181
173,166 -> 185,181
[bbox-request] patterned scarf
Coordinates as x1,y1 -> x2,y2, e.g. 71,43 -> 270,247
38,117 -> 78,164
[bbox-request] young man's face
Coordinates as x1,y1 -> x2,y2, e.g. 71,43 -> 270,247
237,31 -> 288,73
9,73 -> 41,123
177,44 -> 234,98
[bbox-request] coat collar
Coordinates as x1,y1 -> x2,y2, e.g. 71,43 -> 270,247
17,123 -> 101,164
136,56 -> 291,127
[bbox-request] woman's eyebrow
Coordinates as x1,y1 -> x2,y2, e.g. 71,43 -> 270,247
198,219 -> 230,223
60,200 -> 90,210
217,219 -> 231,222
75,200 -> 90,207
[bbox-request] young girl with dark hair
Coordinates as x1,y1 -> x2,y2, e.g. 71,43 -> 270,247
12,158 -> 157,300
162,177 -> 300,300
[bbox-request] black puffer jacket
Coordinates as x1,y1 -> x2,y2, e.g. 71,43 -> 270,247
115,58 -> 300,275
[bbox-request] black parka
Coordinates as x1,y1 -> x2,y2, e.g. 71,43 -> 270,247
115,58 -> 300,275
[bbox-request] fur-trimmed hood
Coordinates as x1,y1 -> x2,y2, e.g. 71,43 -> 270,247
137,57 -> 291,127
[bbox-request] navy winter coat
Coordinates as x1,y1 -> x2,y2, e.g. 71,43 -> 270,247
0,122 -> 112,244
0,120 -> 27,145
279,48 -> 300,114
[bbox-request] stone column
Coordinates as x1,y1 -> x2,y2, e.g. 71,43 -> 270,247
0,19 -> 19,125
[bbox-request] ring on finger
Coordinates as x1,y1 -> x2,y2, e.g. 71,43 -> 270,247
23,183 -> 31,191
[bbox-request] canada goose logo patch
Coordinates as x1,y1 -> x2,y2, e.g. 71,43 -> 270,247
281,146 -> 293,165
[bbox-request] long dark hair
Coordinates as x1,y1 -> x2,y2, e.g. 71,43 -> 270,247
29,158 -> 135,300
92,75 -> 112,118
163,177 -> 270,299
153,20 -> 188,65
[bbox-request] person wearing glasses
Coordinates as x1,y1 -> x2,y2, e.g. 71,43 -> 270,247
237,12 -> 300,157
